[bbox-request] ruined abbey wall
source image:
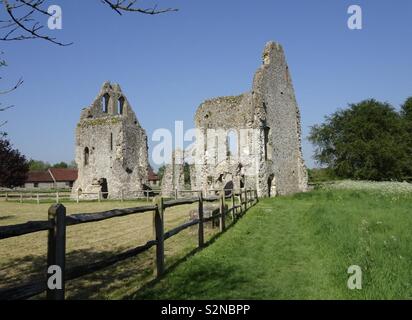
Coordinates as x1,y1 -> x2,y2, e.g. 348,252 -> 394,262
71,82 -> 149,199
190,41 -> 308,197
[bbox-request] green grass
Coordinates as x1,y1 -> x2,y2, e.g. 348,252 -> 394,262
131,189 -> 412,300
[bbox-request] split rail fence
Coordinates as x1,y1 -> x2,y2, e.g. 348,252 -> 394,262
0,190 -> 160,204
0,189 -> 258,300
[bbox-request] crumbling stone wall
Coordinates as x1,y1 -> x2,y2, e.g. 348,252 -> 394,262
71,82 -> 149,199
191,41 -> 308,197
161,149 -> 185,197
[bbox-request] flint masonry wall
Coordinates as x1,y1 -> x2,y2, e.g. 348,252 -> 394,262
72,82 -> 149,199
191,41 -> 308,197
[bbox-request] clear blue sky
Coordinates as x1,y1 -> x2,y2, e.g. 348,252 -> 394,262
2,0 -> 412,169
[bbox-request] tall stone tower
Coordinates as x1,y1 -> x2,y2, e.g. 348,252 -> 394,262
190,41 -> 308,197
72,82 -> 149,199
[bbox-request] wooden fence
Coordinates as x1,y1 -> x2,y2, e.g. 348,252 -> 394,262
0,190 -> 160,204
0,189 -> 258,300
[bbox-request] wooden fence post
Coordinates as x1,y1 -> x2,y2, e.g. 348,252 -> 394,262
198,191 -> 204,248
5,192 -> 8,202
245,189 -> 248,212
20,194 -> 23,203
154,197 -> 165,277
56,192 -> 59,204
98,191 -> 101,203
36,194 -> 40,205
174,189 -> 178,200
47,204 -> 66,300
231,191 -> 236,220
239,191 -> 243,214
219,189 -> 225,232
76,190 -> 80,204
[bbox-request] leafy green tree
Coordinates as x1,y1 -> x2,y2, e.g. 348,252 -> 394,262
157,165 -> 166,182
184,162 -> 191,187
400,97 -> 412,177
0,135 -> 29,187
309,99 -> 410,181
52,162 -> 68,169
28,159 -> 51,171
68,160 -> 77,169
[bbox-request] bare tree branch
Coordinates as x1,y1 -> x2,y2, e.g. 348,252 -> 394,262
0,0 -> 72,46
0,0 -> 177,46
101,0 -> 178,15
0,0 -> 177,131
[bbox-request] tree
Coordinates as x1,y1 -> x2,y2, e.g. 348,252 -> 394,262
157,165 -> 165,182
28,159 -> 50,171
0,134 -> 29,187
400,97 -> 412,177
52,161 -> 68,168
68,160 -> 77,169
309,99 -> 410,181
183,162 -> 191,187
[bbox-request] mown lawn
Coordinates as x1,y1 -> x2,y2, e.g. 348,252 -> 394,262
131,189 -> 412,300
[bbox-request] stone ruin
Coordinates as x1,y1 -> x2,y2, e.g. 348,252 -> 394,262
71,41 -> 307,199
160,149 -> 186,197
71,82 -> 149,199
166,41 -> 308,197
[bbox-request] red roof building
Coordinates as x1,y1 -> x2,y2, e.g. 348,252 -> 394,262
25,168 -> 78,189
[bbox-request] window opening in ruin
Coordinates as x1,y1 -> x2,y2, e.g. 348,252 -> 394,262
264,127 -> 271,161
110,133 -> 113,151
227,130 -> 238,159
248,131 -> 253,155
268,174 -> 275,197
102,93 -> 110,113
240,175 -> 245,189
224,181 -> 234,197
99,178 -> 108,199
118,96 -> 125,115
84,147 -> 89,166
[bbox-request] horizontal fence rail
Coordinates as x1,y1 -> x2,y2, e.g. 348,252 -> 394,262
0,188 -> 258,300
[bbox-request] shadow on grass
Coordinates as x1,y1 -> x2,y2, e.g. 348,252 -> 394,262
1,206 -> 253,300
0,246 -> 154,300
125,211 -> 249,300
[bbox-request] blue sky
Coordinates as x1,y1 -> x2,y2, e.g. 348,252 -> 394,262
1,0 -> 412,169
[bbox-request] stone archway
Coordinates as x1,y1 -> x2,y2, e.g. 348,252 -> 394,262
224,180 -> 234,197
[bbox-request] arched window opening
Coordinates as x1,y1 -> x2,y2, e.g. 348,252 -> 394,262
264,127 -> 271,161
84,147 -> 89,166
227,130 -> 238,159
268,174 -> 275,197
118,96 -> 125,115
102,93 -> 110,113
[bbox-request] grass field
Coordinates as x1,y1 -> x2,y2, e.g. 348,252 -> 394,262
2,183 -> 412,300
131,187 -> 412,300
0,199 -> 222,299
